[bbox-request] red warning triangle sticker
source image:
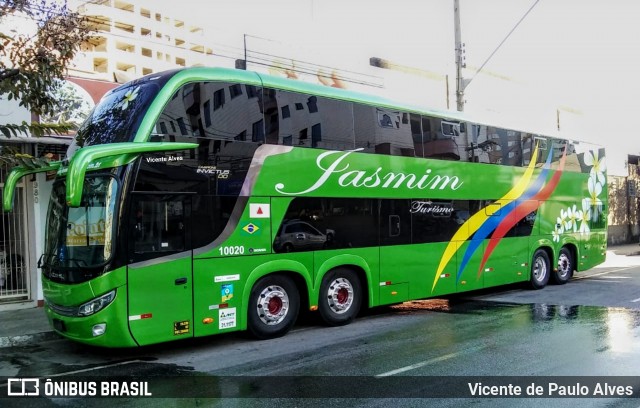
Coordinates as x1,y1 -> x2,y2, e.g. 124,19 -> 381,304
250,203 -> 270,218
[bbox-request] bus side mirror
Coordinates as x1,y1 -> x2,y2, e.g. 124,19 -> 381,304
2,163 -> 61,212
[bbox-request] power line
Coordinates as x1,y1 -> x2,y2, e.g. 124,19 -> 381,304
7,3 -> 381,87
244,34 -> 382,80
246,51 -> 382,87
465,0 -> 541,90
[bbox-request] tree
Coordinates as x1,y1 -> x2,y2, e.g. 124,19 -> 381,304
0,0 -> 90,141
40,80 -> 93,127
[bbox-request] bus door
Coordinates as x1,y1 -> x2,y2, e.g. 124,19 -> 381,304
456,202 -> 499,293
379,200 -> 412,304
126,193 -> 193,346
483,204 -> 536,287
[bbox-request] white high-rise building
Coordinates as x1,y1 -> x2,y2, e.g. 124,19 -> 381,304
70,0 -> 222,81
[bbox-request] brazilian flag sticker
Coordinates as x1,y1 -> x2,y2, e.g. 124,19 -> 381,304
241,222 -> 261,235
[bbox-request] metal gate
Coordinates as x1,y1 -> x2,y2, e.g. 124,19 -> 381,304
0,162 -> 30,302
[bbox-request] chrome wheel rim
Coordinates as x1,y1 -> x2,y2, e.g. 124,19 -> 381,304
326,277 -> 354,314
533,255 -> 547,283
557,253 -> 571,279
256,285 -> 289,325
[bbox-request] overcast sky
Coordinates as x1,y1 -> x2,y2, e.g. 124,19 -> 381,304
178,0 -> 638,175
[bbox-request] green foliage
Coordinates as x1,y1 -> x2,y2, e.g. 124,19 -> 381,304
0,121 -> 75,138
0,0 -> 91,138
40,80 -> 93,127
0,144 -> 52,169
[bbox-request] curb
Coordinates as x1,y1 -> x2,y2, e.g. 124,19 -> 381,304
0,331 -> 59,348
612,250 -> 640,257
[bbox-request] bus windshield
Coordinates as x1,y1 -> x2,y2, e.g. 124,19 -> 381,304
43,176 -> 118,282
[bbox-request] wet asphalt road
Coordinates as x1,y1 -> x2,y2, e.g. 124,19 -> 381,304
2,262 -> 640,407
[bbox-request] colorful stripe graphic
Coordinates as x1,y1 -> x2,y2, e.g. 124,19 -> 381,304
478,148 -> 567,275
431,145 -> 541,291
458,148 -> 554,280
431,144 -> 567,292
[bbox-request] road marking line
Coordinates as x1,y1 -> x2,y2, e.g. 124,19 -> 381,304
573,266 -> 635,280
43,359 -> 148,377
579,280 -> 621,283
376,352 -> 461,377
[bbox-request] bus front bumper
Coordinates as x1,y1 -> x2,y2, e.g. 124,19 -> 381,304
44,289 -> 138,348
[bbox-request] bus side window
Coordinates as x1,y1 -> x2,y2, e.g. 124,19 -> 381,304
353,105 -> 416,157
274,197 -> 378,252
411,199 -> 463,243
130,195 -> 191,263
266,88 -> 356,150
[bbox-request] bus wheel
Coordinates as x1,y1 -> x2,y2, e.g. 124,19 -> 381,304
247,275 -> 300,339
552,247 -> 573,285
319,268 -> 362,326
529,249 -> 550,290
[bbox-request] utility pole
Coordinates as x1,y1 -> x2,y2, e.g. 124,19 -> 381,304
454,0 -> 466,112
455,0 -> 540,113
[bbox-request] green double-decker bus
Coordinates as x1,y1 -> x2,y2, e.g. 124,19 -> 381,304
3,67 -> 607,347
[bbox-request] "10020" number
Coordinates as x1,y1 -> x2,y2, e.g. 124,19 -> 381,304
218,246 -> 245,256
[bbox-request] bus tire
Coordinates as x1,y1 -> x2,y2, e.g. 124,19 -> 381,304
318,268 -> 362,326
552,247 -> 573,285
529,249 -> 550,290
247,274 -> 300,340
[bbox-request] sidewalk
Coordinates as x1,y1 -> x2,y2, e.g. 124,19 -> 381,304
605,242 -> 640,257
1,243 -> 639,348
0,305 -> 58,348
597,242 -> 640,268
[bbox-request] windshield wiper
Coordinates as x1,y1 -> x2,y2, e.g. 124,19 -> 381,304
39,253 -> 88,269
38,253 -> 57,269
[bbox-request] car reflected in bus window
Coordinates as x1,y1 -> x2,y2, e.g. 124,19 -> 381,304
273,220 -> 335,252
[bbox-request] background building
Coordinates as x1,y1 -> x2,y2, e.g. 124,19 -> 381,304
71,0 -> 219,82
608,156 -> 640,244
0,0 -> 219,309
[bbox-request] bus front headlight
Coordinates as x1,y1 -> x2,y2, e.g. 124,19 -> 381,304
78,290 -> 116,317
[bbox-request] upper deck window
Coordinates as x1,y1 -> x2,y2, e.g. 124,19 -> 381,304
71,79 -> 165,151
